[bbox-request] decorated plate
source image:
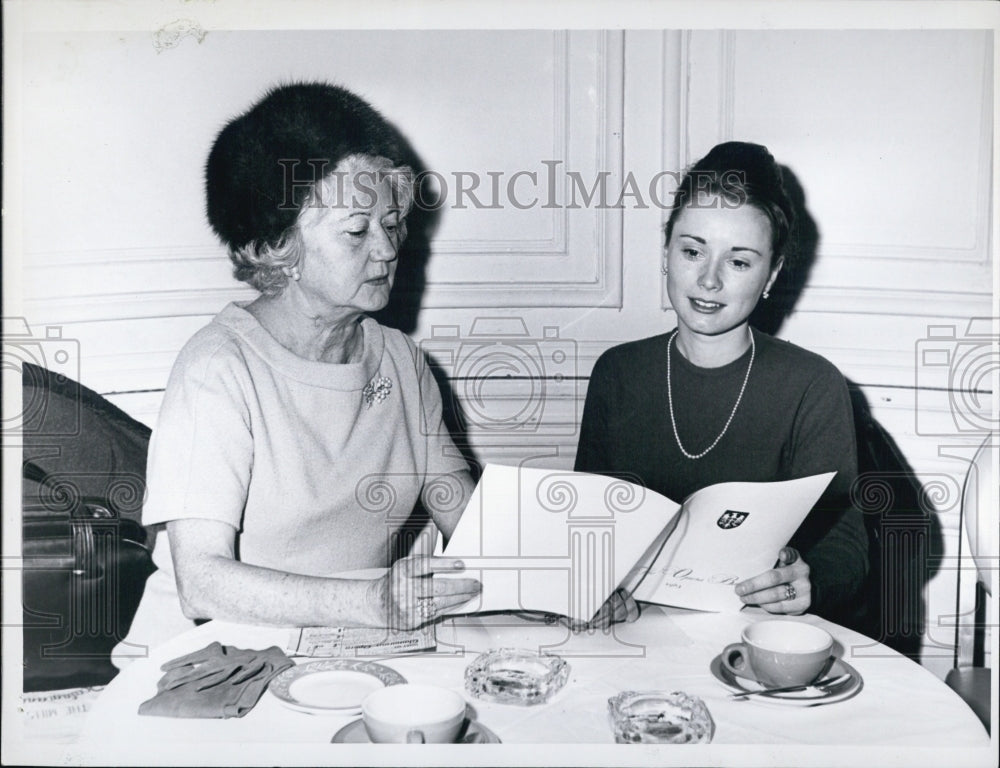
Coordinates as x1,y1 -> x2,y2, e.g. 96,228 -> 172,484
269,659 -> 406,715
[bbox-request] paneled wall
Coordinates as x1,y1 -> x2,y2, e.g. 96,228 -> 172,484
672,30 -> 995,676
10,28 -> 995,675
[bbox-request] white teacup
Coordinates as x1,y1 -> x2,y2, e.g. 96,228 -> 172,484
721,619 -> 834,688
361,684 -> 467,744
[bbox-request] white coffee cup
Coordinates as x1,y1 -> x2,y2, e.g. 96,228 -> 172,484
361,684 -> 467,744
721,619 -> 834,688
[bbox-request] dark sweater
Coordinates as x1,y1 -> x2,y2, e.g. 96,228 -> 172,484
575,327 -> 868,621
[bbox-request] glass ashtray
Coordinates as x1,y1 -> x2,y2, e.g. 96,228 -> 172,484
608,690 -> 714,744
464,648 -> 569,706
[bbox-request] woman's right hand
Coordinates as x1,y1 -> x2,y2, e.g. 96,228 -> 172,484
375,556 -> 481,630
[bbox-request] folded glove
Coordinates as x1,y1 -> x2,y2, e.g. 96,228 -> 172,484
139,642 -> 294,718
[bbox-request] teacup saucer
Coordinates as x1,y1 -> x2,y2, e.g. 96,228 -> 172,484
709,655 -> 863,707
331,717 -> 502,744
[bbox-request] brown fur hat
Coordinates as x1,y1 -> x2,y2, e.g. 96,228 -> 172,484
205,82 -> 404,250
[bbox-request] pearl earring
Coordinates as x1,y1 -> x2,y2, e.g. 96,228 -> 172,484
762,290 -> 770,300
661,265 -> 669,276
288,266 -> 301,281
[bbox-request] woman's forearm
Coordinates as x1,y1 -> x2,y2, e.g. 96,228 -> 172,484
174,552 -> 386,628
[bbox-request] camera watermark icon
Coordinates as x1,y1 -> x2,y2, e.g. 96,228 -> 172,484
419,318 -> 580,438
914,318 -> 998,436
3,317 -> 81,437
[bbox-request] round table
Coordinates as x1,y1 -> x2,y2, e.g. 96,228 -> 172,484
73,606 -> 992,765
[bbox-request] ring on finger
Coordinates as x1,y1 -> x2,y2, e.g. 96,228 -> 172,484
783,583 -> 797,602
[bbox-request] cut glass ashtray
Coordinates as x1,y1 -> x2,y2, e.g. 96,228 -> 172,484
608,690 -> 714,744
464,648 -> 569,706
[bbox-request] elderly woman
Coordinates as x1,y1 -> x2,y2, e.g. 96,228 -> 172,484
117,83 -> 480,657
575,142 -> 868,624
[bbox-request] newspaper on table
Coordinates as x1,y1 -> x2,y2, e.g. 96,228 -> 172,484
286,624 -> 435,657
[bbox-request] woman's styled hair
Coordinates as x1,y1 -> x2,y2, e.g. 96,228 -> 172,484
206,82 -> 413,294
663,141 -> 795,266
229,155 -> 414,295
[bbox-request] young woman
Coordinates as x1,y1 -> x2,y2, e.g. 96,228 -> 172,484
575,142 -> 867,622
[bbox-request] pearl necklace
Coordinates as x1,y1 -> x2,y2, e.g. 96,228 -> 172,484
666,328 -> 755,460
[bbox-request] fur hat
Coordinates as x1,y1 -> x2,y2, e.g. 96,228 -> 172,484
205,82 -> 404,250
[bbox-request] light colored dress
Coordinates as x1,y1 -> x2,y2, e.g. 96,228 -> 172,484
114,303 -> 467,662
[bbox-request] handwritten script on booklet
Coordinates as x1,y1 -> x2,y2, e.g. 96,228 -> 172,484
441,464 -> 835,622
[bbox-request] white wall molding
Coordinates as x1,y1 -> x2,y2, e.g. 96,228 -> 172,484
23,287 -> 256,325
23,245 -> 225,267
419,31 -> 625,309
663,30 -> 992,315
784,287 -> 994,320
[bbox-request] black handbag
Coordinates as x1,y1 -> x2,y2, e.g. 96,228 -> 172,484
22,469 -> 156,691
21,364 -> 157,691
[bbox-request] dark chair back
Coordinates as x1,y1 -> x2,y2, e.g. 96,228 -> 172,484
21,363 -> 156,691
848,388 -> 942,660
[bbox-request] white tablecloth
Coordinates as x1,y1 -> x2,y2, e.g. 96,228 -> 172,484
65,606 -> 993,765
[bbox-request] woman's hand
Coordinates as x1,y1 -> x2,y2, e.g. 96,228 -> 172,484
734,547 -> 811,615
375,555 -> 481,630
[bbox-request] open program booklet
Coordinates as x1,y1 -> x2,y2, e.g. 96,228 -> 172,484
439,464 -> 835,623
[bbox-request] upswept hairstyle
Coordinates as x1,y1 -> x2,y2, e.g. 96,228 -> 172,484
664,141 -> 795,266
